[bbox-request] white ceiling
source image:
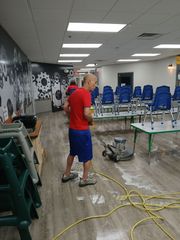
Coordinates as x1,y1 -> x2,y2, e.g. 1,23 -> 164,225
1,0 -> 180,69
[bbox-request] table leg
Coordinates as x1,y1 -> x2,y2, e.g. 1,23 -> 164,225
148,134 -> 153,154
133,128 -> 138,153
130,116 -> 134,124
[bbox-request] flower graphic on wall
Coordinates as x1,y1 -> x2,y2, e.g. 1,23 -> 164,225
0,46 -> 8,88
34,72 -> 51,99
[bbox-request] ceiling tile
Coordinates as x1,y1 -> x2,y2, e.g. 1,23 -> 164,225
69,10 -> 107,22
109,0 -> 160,13
148,0 -> 180,14
72,0 -> 117,11
1,0 -> 180,67
30,0 -> 73,10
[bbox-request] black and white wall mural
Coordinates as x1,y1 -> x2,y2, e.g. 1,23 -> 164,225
0,26 -> 33,122
31,63 -> 74,111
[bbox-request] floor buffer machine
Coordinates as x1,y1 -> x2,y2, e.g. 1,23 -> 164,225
102,137 -> 134,162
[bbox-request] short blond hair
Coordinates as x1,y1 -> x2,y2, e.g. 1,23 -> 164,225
83,73 -> 96,84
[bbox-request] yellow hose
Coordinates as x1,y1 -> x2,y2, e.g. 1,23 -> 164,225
52,168 -> 180,240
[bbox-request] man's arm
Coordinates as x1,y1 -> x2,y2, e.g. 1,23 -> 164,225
84,107 -> 93,125
64,99 -> 70,115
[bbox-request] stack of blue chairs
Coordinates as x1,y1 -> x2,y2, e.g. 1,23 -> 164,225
91,86 -> 99,105
102,86 -> 114,104
155,85 -> 170,95
133,86 -> 142,99
131,86 -> 143,112
172,86 -> 180,100
103,85 -> 112,92
117,86 -> 132,113
100,86 -> 114,115
118,86 -> 132,101
115,86 -> 121,96
143,85 -> 175,129
94,86 -> 99,97
142,85 -> 153,101
172,86 -> 180,122
141,85 -> 154,116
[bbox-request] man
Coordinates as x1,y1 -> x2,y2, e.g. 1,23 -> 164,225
62,73 -> 97,187
66,80 -> 78,96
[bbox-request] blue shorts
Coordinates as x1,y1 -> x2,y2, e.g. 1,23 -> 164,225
69,129 -> 93,163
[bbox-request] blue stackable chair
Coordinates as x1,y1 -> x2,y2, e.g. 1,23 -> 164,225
91,92 -> 96,105
143,91 -> 175,129
155,85 -> 170,94
118,86 -> 132,97
142,85 -> 153,101
91,86 -> 99,104
115,86 -> 121,95
172,86 -> 180,101
132,86 -> 142,112
103,85 -> 112,90
141,85 -> 153,114
133,86 -> 142,99
102,86 -> 114,102
103,86 -> 113,96
91,87 -> 98,103
172,86 -> 180,122
101,88 -> 114,115
102,88 -> 113,99
102,92 -> 114,104
117,87 -> 132,114
93,86 -> 99,98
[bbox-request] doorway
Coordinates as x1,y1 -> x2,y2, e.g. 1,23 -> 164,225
118,72 -> 134,90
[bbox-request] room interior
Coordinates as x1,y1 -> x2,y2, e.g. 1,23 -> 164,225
0,0 -> 180,240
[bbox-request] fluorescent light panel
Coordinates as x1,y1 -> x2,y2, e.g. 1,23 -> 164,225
154,44 -> 180,49
58,60 -> 82,63
78,68 -> 95,72
62,44 -> 102,48
60,54 -> 89,57
67,22 -> 126,32
117,59 -> 141,62
132,53 -> 160,57
86,64 -> 96,67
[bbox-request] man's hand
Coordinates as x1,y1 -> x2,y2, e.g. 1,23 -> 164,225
84,107 -> 93,124
63,99 -> 70,119
64,99 -> 70,114
88,119 -> 93,126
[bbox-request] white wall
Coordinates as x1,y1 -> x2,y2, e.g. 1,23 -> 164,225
98,56 -> 176,94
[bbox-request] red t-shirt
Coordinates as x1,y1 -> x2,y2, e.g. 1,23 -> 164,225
68,88 -> 91,130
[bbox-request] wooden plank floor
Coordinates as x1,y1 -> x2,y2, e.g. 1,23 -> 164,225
1,111 -> 180,240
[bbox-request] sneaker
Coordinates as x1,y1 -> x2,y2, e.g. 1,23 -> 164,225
62,172 -> 78,183
79,176 -> 97,187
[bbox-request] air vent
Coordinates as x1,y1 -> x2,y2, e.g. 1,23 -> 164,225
138,33 -> 162,40
95,60 -> 104,62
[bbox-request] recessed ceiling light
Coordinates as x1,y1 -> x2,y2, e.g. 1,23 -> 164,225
78,68 -> 95,72
132,53 -> 160,57
154,44 -> 180,49
58,60 -> 82,63
117,59 -> 141,62
59,54 -> 90,57
67,22 -> 126,32
78,72 -> 86,75
62,44 -> 102,48
86,64 -> 96,67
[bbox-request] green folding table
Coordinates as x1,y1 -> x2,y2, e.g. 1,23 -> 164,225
131,120 -> 180,154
